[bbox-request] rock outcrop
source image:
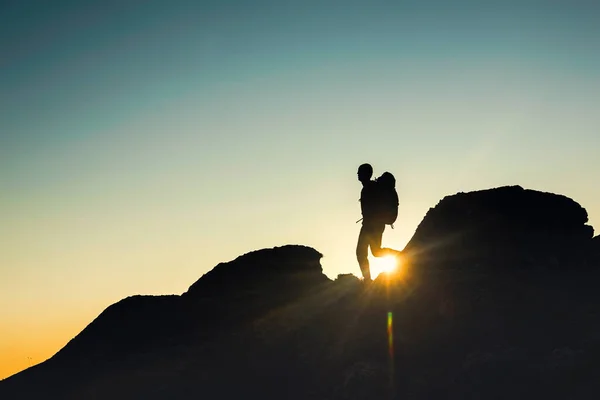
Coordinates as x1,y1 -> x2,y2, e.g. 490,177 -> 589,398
404,185 -> 597,269
184,244 -> 327,299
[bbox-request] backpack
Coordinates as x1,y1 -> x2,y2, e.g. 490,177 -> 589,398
375,172 -> 399,226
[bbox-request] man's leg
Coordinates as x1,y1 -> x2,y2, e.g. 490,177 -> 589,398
368,223 -> 388,257
370,223 -> 403,258
356,224 -> 372,281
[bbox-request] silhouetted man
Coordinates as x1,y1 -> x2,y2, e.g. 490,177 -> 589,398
356,163 -> 401,282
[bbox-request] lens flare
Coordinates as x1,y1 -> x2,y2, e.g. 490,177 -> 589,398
387,311 -> 393,356
387,310 -> 395,394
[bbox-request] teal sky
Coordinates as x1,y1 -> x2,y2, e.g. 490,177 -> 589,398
1,0 -> 599,378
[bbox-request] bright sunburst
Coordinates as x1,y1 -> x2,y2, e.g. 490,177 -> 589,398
370,255 -> 399,279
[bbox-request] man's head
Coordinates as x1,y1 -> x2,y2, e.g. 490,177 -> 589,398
357,163 -> 373,183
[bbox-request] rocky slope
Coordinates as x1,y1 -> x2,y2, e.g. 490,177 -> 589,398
2,187 -> 599,399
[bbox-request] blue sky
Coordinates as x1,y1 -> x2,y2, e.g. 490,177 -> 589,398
1,0 -> 599,378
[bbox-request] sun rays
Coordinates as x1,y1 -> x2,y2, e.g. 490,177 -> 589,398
370,255 -> 400,279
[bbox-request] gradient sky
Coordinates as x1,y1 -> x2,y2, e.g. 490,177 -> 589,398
1,0 -> 599,379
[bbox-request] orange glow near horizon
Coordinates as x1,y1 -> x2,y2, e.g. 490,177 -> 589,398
0,315 -> 91,380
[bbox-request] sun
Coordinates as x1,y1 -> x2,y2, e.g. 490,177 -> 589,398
370,255 -> 400,279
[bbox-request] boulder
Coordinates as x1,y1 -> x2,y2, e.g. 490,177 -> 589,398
404,186 -> 595,269
184,245 -> 328,300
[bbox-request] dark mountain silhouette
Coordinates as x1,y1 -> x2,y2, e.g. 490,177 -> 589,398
2,187 -> 600,399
